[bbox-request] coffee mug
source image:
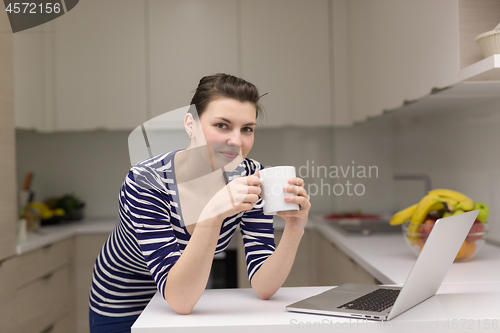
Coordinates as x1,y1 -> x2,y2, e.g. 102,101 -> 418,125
259,166 -> 300,215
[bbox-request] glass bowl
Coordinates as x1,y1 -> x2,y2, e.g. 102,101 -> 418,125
402,219 -> 488,262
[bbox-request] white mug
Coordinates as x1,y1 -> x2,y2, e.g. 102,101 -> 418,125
259,166 -> 300,215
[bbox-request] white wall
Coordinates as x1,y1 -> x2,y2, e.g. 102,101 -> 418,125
16,127 -> 335,219
331,97 -> 500,244
394,98 -> 500,244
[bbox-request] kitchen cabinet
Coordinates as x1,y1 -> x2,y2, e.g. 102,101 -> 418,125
148,0 -> 239,121
0,258 -> 18,333
75,234 -> 108,333
240,0 -> 332,128
15,238 -> 75,333
0,8 -> 17,261
236,228 -> 317,288
53,0 -> 149,130
13,22 -> 56,131
316,231 -> 378,286
347,0 -> 500,123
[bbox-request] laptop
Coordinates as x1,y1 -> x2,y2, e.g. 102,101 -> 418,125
286,209 -> 479,321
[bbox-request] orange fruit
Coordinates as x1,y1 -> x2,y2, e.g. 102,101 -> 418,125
456,241 -> 467,259
461,241 -> 476,260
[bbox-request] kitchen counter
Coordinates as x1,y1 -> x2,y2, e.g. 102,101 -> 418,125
132,215 -> 500,332
17,218 -> 116,254
132,285 -> 500,332
312,216 -> 500,286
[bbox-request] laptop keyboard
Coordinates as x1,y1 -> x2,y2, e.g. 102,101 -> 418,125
337,288 -> 400,312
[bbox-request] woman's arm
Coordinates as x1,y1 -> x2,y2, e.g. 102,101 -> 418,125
164,174 -> 262,314
250,225 -> 304,300
249,175 -> 311,299
164,215 -> 222,315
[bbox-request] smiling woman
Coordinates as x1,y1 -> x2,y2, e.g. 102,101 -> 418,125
88,73 -> 311,333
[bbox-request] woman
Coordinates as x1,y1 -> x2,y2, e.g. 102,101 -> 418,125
89,73 -> 311,332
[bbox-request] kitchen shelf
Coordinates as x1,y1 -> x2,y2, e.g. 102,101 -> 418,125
458,54 -> 500,81
361,56 -> 500,123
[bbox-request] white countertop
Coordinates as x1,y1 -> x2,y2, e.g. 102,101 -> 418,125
132,285 -> 500,333
17,218 -> 116,254
132,215 -> 500,332
312,216 -> 500,286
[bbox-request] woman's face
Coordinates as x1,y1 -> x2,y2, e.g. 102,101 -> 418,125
192,98 -> 257,163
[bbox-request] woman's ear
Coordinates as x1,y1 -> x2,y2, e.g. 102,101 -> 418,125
185,113 -> 194,138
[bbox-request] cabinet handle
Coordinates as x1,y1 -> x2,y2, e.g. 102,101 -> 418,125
42,272 -> 54,281
41,323 -> 55,333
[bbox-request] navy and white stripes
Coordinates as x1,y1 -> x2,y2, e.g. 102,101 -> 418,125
89,151 -> 275,316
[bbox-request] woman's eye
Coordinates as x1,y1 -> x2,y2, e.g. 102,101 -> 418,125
242,127 -> 254,133
215,123 -> 228,130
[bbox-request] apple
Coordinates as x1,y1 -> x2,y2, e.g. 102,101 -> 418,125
473,202 -> 489,223
466,219 -> 486,242
419,219 -> 435,241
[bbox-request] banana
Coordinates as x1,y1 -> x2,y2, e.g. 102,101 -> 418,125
390,203 -> 417,225
428,189 -> 473,211
409,194 -> 443,233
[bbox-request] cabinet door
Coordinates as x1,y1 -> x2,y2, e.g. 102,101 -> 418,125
349,0 -> 458,122
148,0 -> 239,120
0,258 -> 18,333
13,21 -> 56,132
240,0 -> 331,127
54,0 -> 148,130
0,8 -> 17,261
75,234 -> 108,333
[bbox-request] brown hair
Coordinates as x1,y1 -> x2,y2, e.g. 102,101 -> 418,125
189,73 -> 263,120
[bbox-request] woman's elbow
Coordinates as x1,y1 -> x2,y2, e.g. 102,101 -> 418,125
165,297 -> 194,315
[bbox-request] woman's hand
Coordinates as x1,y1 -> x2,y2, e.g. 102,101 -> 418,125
198,174 -> 261,223
276,177 -> 311,233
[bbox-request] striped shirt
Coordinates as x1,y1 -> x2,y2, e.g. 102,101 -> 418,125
89,150 -> 275,317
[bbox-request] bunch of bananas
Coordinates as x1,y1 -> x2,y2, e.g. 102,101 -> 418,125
390,189 -> 489,227
391,189 -> 489,261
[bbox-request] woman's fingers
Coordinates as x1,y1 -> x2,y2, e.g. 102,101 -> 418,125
288,177 -> 304,187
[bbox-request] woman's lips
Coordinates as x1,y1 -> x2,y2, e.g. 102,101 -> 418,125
219,151 -> 240,159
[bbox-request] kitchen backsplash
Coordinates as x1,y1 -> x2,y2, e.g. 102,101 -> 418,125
16,99 -> 500,244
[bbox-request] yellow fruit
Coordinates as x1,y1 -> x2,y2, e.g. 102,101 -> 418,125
53,208 -> 66,216
428,189 -> 473,211
390,203 -> 417,225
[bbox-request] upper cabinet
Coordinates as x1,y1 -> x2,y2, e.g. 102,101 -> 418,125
0,9 -> 18,261
347,0 -> 500,123
240,0 -> 332,127
148,0 -> 239,119
13,0 -> 500,131
53,0 -> 149,130
14,0 -> 149,131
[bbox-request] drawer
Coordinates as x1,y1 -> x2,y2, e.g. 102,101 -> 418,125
17,266 -> 71,333
0,258 -> 18,333
17,238 -> 72,288
44,314 -> 74,333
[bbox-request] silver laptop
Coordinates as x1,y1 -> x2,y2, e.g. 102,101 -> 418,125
286,209 -> 479,321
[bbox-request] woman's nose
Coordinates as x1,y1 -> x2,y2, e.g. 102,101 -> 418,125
227,130 -> 242,147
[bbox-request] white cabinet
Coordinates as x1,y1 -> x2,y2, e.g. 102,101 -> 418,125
53,0 -> 148,130
75,234 -> 108,333
240,0 -> 332,128
0,8 -> 17,261
13,22 -> 56,131
347,0 -> 500,122
148,0 -> 239,119
348,0 -> 459,123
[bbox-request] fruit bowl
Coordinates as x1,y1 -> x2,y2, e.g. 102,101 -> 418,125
402,219 -> 488,262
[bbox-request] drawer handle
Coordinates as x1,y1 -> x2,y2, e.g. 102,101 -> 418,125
42,272 -> 54,280
41,323 -> 55,333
